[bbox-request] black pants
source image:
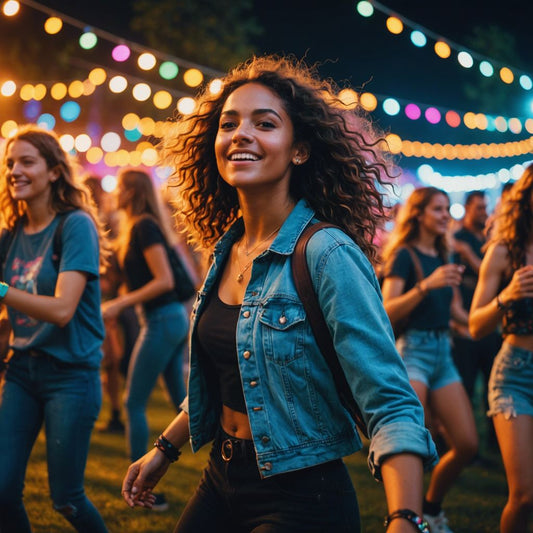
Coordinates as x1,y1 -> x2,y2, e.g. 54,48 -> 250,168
174,428 -> 360,533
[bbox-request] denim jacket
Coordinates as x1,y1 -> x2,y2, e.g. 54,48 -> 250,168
184,199 -> 438,480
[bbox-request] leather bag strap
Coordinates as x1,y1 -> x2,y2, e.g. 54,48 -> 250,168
291,221 -> 368,438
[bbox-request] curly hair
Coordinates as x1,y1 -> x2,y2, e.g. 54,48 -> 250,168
0,124 -> 111,268
488,163 -> 533,270
160,54 -> 395,263
381,186 -> 450,265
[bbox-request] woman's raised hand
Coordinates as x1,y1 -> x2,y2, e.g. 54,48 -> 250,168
424,263 -> 465,291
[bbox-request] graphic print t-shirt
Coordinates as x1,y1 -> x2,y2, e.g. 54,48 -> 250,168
4,212 -> 104,367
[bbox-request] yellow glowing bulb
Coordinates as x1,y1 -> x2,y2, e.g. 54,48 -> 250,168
386,16 -> 403,35
33,83 -> 46,101
68,80 -> 84,98
359,92 -> 377,111
1,120 -> 18,138
338,89 -> 358,108
153,90 -> 172,109
83,80 -> 96,96
122,113 -> 140,130
51,83 -> 67,100
86,146 -> 103,164
44,16 -> 62,35
434,41 -> 451,59
20,84 -> 34,101
499,67 -> 514,84
89,68 -> 107,86
385,133 -> 402,154
139,117 -> 155,136
129,151 -> 142,166
183,68 -> 203,87
141,148 -> 158,166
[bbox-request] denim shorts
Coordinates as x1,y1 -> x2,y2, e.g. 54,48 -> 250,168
487,341 -> 533,419
396,329 -> 460,390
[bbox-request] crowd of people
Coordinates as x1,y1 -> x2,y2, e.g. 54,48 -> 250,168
0,54 -> 531,533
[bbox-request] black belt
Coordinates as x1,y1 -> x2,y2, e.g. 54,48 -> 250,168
217,428 -> 256,462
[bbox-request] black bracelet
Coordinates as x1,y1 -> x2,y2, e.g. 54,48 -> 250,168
154,434 -> 181,463
384,509 -> 430,532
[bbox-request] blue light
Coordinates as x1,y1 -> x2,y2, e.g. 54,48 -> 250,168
23,100 -> 41,120
479,61 -> 494,77
60,101 -> 81,122
520,75 -> 533,91
356,1 -> 374,17
383,98 -> 400,116
37,113 -> 56,130
410,30 -> 427,47
124,127 -> 142,142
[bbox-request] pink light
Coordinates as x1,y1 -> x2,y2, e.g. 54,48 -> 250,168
405,103 -> 421,120
112,44 -> 131,62
425,107 -> 441,124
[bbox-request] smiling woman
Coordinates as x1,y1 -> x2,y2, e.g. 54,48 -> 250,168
121,55 -> 438,533
0,125 -> 110,533
381,186 -> 477,532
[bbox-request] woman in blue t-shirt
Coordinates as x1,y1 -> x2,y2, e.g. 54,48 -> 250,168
381,186 -> 478,533
101,169 -> 189,509
0,125 -> 109,532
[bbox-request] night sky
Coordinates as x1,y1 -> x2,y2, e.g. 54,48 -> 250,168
6,0 -> 533,193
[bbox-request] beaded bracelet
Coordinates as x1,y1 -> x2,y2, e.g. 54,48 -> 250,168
154,434 -> 181,463
384,509 -> 430,532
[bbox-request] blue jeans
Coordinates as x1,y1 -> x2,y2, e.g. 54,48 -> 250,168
0,351 -> 107,533
175,427 -> 360,532
125,301 -> 189,461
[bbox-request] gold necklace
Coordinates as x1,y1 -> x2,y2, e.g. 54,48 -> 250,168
235,226 -> 281,282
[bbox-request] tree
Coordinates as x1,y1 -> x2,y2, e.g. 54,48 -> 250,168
463,26 -> 526,116
130,0 -> 262,70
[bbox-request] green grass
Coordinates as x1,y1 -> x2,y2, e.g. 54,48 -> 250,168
24,382 -> 507,532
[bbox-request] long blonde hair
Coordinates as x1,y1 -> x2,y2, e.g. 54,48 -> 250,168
381,186 -> 450,265
487,163 -> 533,270
0,124 -> 111,268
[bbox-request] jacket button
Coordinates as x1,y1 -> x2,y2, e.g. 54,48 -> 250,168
261,462 -> 272,471
243,310 -> 250,318
243,350 -> 251,359
261,436 -> 270,444
279,315 -> 287,324
250,380 -> 258,387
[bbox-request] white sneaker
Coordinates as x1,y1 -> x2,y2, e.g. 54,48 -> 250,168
424,511 -> 453,533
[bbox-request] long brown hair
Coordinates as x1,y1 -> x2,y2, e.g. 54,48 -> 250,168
381,186 -> 450,264
0,124 -> 110,268
487,163 -> 533,270
114,168 -> 176,264
161,54 -> 396,263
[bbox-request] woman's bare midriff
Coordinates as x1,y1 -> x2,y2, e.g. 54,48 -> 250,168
221,405 -> 253,439
505,333 -> 533,352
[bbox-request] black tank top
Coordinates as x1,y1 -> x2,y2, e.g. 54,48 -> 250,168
196,280 -> 247,414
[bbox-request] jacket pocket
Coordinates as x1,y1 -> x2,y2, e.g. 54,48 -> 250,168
259,298 -> 306,364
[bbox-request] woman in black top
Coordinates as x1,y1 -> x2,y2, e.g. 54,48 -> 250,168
469,165 -> 533,533
381,186 -> 477,533
102,169 -> 189,507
